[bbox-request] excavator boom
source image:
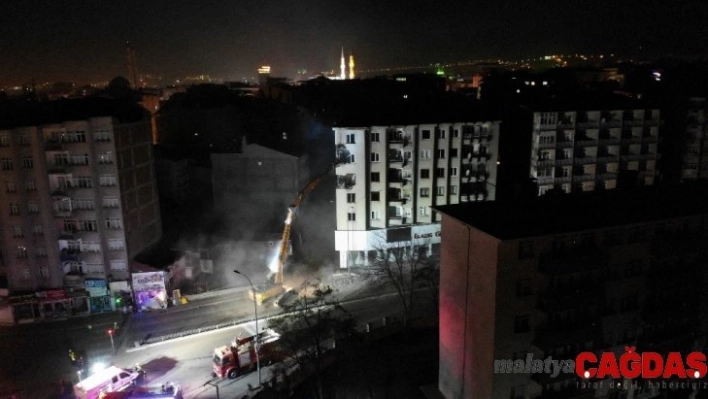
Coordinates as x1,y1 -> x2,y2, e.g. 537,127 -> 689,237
273,162 -> 342,285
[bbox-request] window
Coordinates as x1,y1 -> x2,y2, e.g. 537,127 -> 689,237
371,172 -> 380,182
421,169 -> 430,179
27,202 -> 39,214
404,151 -> 412,160
436,187 -> 445,196
420,150 -> 431,159
450,185 -> 457,195
516,279 -> 532,296
79,220 -> 98,231
436,149 -> 445,159
369,191 -> 380,201
69,131 -> 86,142
77,176 -> 92,188
99,175 -> 116,186
108,239 -> 124,250
9,203 -> 19,215
422,130 -> 431,140
71,154 -> 89,165
419,206 -> 429,216
94,131 -> 111,141
436,130 -> 446,139
21,156 -> 33,169
420,188 -> 430,197
5,181 -> 15,193
514,315 -> 530,333
73,198 -> 94,210
39,267 -> 49,278
450,148 -> 458,157
17,246 -> 28,259
106,218 -> 122,230
450,167 -> 458,177
98,152 -> 112,164
453,129 -> 459,138
19,134 -> 30,145
35,247 -> 47,257
1,158 -> 13,170
0,135 -> 9,147
349,154 -> 356,163
12,226 -> 23,237
371,211 -> 380,220
102,197 -> 120,208
346,134 -> 356,144
370,152 -> 380,162
371,132 -> 380,142
436,168 -> 445,178
518,240 -> 534,258
347,193 -> 356,203
63,220 -> 76,233
25,180 -> 36,192
32,224 -> 43,236
110,259 -> 127,271
347,212 -> 356,221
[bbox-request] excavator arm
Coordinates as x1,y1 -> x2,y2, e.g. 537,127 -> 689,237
273,162 -> 342,285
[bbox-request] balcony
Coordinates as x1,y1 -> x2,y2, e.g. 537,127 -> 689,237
572,174 -> 596,182
44,139 -> 64,151
574,136 -> 597,146
537,159 -> 556,167
600,120 -> 621,127
623,119 -> 644,127
573,156 -> 596,165
388,156 -> 404,164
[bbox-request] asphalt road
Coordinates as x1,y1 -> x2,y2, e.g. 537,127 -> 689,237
0,277 -> 436,399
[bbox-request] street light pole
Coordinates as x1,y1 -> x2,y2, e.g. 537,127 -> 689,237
233,270 -> 261,388
108,329 -> 115,353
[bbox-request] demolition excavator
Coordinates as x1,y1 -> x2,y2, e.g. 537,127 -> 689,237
248,162 -> 343,304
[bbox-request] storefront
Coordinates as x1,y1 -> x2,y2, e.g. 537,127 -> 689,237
36,289 -> 72,319
85,279 -> 112,313
10,294 -> 40,323
132,271 -> 168,311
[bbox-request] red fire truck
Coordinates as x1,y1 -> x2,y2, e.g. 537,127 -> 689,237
212,331 -> 282,379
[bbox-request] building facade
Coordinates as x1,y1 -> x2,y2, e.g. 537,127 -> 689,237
530,108 -> 660,195
681,97 -> 708,180
434,188 -> 708,398
0,113 -> 161,321
333,121 -> 500,268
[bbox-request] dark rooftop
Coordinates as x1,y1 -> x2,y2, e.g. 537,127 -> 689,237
433,183 -> 708,240
0,97 -> 148,129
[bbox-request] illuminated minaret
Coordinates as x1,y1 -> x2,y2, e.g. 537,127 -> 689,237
349,53 -> 355,80
340,47 -> 346,80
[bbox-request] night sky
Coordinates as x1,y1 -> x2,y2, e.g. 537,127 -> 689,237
1,0 -> 707,86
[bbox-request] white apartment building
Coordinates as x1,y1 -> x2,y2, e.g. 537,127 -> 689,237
333,122 -> 500,268
0,112 -> 161,320
530,108 -> 660,195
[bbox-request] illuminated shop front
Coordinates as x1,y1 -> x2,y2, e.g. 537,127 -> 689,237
132,271 -> 168,311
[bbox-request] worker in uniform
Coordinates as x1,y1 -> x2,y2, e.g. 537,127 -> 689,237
68,349 -> 76,365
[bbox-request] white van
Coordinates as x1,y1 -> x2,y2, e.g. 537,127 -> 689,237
73,366 -> 140,399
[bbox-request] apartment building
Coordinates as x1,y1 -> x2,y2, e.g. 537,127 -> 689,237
530,107 -> 660,195
0,101 -> 161,322
333,121 -> 500,268
433,186 -> 708,399
681,97 -> 708,180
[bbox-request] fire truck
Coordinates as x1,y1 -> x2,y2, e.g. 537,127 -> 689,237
212,331 -> 282,379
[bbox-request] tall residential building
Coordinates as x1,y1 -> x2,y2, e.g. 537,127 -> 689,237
433,186 -> 708,399
333,121 -> 500,268
530,107 -> 660,195
681,97 -> 708,180
0,100 -> 161,321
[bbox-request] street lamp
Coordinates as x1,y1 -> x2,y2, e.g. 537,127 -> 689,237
107,329 -> 115,353
233,270 -> 261,388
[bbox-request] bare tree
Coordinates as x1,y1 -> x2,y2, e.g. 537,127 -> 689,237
368,235 -> 440,331
268,280 -> 355,399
